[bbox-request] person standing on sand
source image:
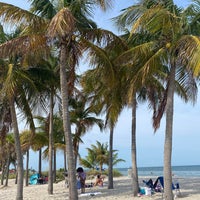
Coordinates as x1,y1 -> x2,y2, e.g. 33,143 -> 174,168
76,167 -> 86,193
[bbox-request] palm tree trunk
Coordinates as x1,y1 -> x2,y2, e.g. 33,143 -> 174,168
74,140 -> 79,168
131,94 -> 139,196
25,150 -> 29,186
48,89 -> 54,194
108,126 -> 114,189
163,62 -> 175,200
53,148 -> 56,183
1,164 -> 5,185
64,146 -> 67,171
15,171 -> 18,184
60,42 -> 78,200
38,148 -> 42,175
9,97 -> 24,200
5,156 -> 10,186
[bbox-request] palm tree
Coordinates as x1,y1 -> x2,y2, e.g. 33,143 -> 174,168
81,32 -> 129,189
51,114 -> 65,182
20,130 -> 33,186
115,1 -> 200,199
69,94 -> 104,167
0,1 -> 114,198
0,28 -> 39,199
27,48 -> 67,194
80,140 -> 125,170
41,114 -> 66,183
112,30 -> 166,196
5,133 -> 16,186
86,141 -> 109,171
0,133 -> 16,186
31,131 -> 49,174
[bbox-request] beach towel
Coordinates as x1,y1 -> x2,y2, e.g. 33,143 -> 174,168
29,173 -> 40,185
79,192 -> 102,197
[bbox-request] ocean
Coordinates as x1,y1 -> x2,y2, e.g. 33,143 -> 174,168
117,165 -> 200,178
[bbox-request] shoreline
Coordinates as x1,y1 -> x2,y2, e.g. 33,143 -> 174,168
1,176 -> 200,199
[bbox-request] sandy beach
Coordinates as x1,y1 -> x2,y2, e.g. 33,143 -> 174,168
1,176 -> 200,200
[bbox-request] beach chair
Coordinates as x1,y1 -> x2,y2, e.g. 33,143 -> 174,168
143,177 -> 163,193
143,176 -> 181,198
153,176 -> 181,198
142,179 -> 154,190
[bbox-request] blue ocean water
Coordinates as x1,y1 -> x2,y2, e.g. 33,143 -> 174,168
117,165 -> 200,178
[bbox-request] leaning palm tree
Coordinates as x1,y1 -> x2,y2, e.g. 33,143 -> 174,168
0,60 -> 37,199
0,27 -> 39,200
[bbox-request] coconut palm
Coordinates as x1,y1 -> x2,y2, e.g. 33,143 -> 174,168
112,30 -> 166,196
1,61 -> 38,199
115,1 -> 200,199
30,56 -> 60,194
0,26 -> 40,199
20,130 -> 33,186
33,116 -> 50,173
0,1 -> 114,198
80,140 -> 125,170
51,115 -> 65,182
88,141 -> 108,171
41,114 -> 65,183
81,32 -> 129,189
31,131 -> 49,174
69,94 -> 104,167
0,133 -> 16,186
29,51 -> 60,194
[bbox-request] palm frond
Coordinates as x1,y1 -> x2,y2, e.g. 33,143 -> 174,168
47,8 -> 75,38
30,0 -> 57,19
0,2 -> 46,32
0,34 -> 49,59
176,35 -> 200,76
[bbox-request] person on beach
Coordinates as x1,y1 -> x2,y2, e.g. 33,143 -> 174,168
76,167 -> 86,193
93,174 -> 104,187
63,171 -> 69,188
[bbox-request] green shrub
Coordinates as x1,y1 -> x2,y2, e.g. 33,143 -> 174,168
85,168 -> 122,178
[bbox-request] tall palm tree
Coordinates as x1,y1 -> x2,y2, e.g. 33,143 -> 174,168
0,1 -> 114,199
1,21 -> 49,199
81,32 -> 129,189
115,1 -> 200,199
113,30 -> 166,196
0,27 -> 39,199
30,56 -> 60,194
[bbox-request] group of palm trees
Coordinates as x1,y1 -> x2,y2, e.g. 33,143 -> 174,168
0,0 -> 200,200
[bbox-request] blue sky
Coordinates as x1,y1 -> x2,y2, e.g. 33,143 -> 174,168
1,0 -> 199,170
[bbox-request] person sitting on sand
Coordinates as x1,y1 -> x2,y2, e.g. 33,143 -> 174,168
93,174 -> 104,187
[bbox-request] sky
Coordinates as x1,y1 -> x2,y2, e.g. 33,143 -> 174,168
1,0 -> 199,171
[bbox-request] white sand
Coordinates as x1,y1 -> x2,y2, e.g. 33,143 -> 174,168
1,176 -> 200,199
